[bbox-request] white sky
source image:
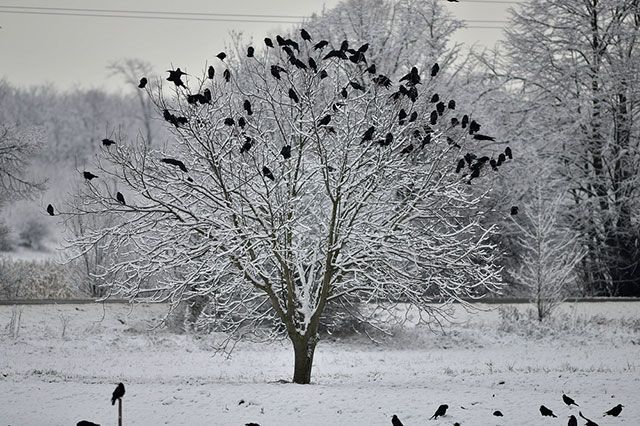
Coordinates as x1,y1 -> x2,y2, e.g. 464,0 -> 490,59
0,0 -> 512,92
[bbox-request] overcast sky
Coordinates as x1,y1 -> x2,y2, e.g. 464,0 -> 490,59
0,0 -> 511,92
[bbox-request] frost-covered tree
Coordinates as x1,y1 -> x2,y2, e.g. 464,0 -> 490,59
0,124 -> 44,204
69,29 -> 505,383
511,182 -> 586,321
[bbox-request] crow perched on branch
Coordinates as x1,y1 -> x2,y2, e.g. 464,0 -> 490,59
456,158 -> 466,173
431,62 -> 440,77
288,88 -> 300,103
247,46 -> 254,57
116,192 -> 126,205
308,57 -> 318,72
314,40 -> 328,50
102,138 -> 115,147
83,171 -> 98,180
318,115 -> 332,126
223,69 -> 231,82
461,114 -> 469,128
505,146 -> 513,159
436,101 -> 445,115
430,93 -> 439,103
511,206 -> 519,215
244,99 -> 253,115
340,40 -> 349,51
362,126 -> 375,142
473,134 -> 496,141
240,137 -> 253,154
207,65 -> 215,79
270,65 -> 287,80
161,158 -> 188,172
430,110 -> 438,125
349,81 -> 365,91
166,68 -> 186,87
469,120 -> 481,134
373,74 -> 392,88
281,145 -> 292,159
399,66 -> 420,86
47,204 -> 55,216
138,77 -> 147,88
276,35 -> 286,46
365,64 -> 376,74
323,49 -> 348,60
262,166 -> 275,181
264,37 -> 274,48
300,28 -> 311,41
493,411 -> 503,417
319,70 -> 328,79
224,117 -> 235,126
399,109 -> 408,125
568,415 -> 578,426
448,99 -> 456,110
111,383 -> 125,405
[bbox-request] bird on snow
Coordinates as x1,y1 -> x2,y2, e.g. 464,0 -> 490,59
138,77 -> 147,89
562,394 -> 579,407
568,415 -> 578,426
510,206 -> 519,215
111,383 -> 125,405
430,404 -> 448,419
262,166 -> 275,181
604,404 -> 623,417
493,410 -> 503,417
77,421 -> 100,426
83,171 -> 98,180
161,158 -> 188,173
461,114 -> 469,128
391,414 -> 404,426
216,51 -> 226,61
539,405 -> 557,418
116,192 -> 126,205
579,411 -> 600,426
340,40 -> 349,51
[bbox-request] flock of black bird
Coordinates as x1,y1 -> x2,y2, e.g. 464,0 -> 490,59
391,394 -> 624,425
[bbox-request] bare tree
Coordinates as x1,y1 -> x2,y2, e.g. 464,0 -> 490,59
69,29 -> 505,384
511,183 -> 586,321
0,124 -> 45,205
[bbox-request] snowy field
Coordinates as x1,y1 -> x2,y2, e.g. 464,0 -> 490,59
1,302 -> 638,426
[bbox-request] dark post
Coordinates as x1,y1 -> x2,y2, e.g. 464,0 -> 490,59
118,398 -> 122,426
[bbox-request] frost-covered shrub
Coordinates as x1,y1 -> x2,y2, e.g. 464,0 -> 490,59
0,257 -> 75,299
17,217 -> 50,251
0,221 -> 14,252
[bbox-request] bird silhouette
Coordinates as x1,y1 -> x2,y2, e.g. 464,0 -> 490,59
430,93 -> 439,103
473,134 -> 496,141
436,101 -> 445,115
562,394 -> 579,407
604,404 -> 623,417
318,115 -> 331,126
469,120 -> 481,134
46,204 -> 55,216
282,46 -> 294,57
262,166 -> 275,181
568,415 -> 578,426
461,114 -> 469,128
362,126 -> 376,142
384,132 -> 394,146
391,414 -> 404,426
223,69 -> 231,82
216,52 -> 226,61
138,77 -> 147,89
497,153 -> 506,165
247,46 -> 255,57
408,111 -> 418,123
431,62 -> 440,77
288,88 -> 300,103
77,421 -> 100,426
116,192 -> 126,205
490,158 -> 498,171
83,171 -> 98,180
320,70 -> 328,79
505,146 -> 513,159
340,40 -> 349,51
111,383 -> 125,405
373,74 -> 392,88
208,65 -> 215,79
308,57 -> 318,72
161,158 -> 188,172
448,99 -> 456,110
511,206 -> 519,215
400,144 -> 414,154
323,49 -> 348,60
102,138 -> 116,147
451,117 -> 460,127
340,87 -> 348,98
430,111 -> 438,125
201,88 -> 212,104
399,67 -> 421,86
240,137 -> 253,154
264,37 -> 274,48
224,117 -> 235,126
270,65 -> 287,80
314,40 -> 328,50
365,64 -> 376,74
579,411 -> 599,426
421,133 -> 432,148
300,28 -> 312,41
285,38 -> 299,51
493,411 -> 503,417
357,43 -> 369,53
430,404 -> 448,419
245,423 -> 261,426
281,145 -> 292,159
349,81 -> 365,91
243,100 -> 253,115
399,109 -> 408,125
166,68 -> 186,87
456,158 -> 466,173
291,57 -> 308,70
276,35 -> 286,46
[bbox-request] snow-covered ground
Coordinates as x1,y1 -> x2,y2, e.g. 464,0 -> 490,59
1,302 -> 638,425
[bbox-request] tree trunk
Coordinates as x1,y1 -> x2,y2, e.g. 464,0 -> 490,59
291,335 -> 317,384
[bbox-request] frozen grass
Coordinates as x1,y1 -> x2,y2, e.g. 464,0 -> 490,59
0,302 -> 638,425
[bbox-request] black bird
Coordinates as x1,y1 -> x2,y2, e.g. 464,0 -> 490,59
408,111 -> 418,123
511,206 -> 519,215
391,414 -> 404,426
340,40 -> 349,51
224,117 -> 235,126
264,37 -> 274,48
166,68 -> 186,87
314,40 -> 328,50
568,415 -> 578,426
448,99 -> 456,110
111,383 -> 125,405
238,117 -> 246,128
207,65 -> 215,79
262,166 -> 275,181
540,405 -> 556,417
285,38 -> 299,51
319,70 -> 328,79
431,62 -> 440,77
187,94 -> 200,105
281,145 -> 292,159
223,69 -> 231,82
247,46 -> 255,57
604,404 -> 623,417
365,64 -> 376,74
400,144 -> 414,154
579,412 -> 599,426
456,158 -> 466,173
430,93 -> 439,103
308,57 -> 318,72
270,65 -> 287,80
161,158 -> 188,172
490,158 -> 498,171
373,74 -> 392,88
349,81 -> 365,91
362,126 -> 375,142
240,137 -> 253,154
77,421 -> 100,426
323,49 -> 348,60
349,51 -> 367,64
436,101 -> 445,115
291,57 -> 308,70
83,171 -> 98,180
138,77 -> 147,89
288,88 -> 300,103
399,109 -> 408,124
283,46 -> 294,57
245,423 -> 261,426
102,138 -> 116,147
493,411 -> 503,417
318,115 -> 332,126
563,394 -> 579,407
332,102 -> 345,112
430,404 -> 448,420
430,110 -> 438,125
300,28 -> 312,41
340,87 -> 348,98
406,86 -> 418,103
505,146 -> 513,159
116,192 -> 126,205
473,134 -> 496,141
421,133 -> 432,148
276,35 -> 286,46
451,117 -> 460,127
497,153 -> 506,165
201,88 -> 212,104
469,120 -> 481,134
46,204 -> 55,216
399,66 -> 420,86
244,99 -> 253,115
464,152 -> 477,165
357,43 -> 369,53
461,114 -> 469,128
216,52 -> 226,61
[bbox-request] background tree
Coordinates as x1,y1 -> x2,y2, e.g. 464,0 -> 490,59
69,27 -> 506,384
